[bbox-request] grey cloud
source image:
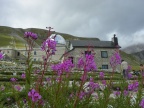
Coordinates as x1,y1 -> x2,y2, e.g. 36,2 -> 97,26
0,0 -> 144,48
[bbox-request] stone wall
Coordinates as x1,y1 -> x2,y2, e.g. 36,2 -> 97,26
65,47 -> 121,72
0,43 -> 66,62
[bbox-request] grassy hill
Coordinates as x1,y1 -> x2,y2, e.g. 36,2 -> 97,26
0,26 -> 100,48
0,26 -> 27,48
119,50 -> 140,70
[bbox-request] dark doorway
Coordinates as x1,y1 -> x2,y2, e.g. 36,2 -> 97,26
17,52 -> 20,56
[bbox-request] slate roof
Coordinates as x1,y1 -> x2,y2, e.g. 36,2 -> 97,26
69,40 -> 120,48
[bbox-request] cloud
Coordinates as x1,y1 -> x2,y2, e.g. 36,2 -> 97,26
0,0 -> 144,48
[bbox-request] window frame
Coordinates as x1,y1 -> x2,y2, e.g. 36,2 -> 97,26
101,51 -> 108,58
85,51 -> 91,55
34,51 -> 37,55
102,65 -> 108,69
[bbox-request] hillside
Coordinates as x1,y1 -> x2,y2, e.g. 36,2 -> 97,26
122,43 -> 144,54
132,50 -> 144,63
0,26 -> 100,48
119,50 -> 139,65
122,43 -> 144,64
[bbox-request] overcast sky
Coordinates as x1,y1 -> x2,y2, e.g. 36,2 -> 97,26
0,0 -> 144,48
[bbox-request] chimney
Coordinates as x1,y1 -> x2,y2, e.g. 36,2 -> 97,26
112,34 -> 118,46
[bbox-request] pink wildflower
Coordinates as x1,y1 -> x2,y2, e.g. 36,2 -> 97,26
128,81 -> 139,92
123,90 -> 129,96
77,54 -> 97,72
0,52 -> 4,60
114,91 -> 121,96
110,51 -> 121,68
99,72 -> 104,79
140,99 -> 144,108
88,78 -> 100,91
102,80 -> 107,86
21,73 -> 26,79
24,32 -> 37,40
14,85 -> 22,91
10,78 -> 17,82
79,91 -> 86,99
28,89 -> 42,102
41,38 -> 57,54
51,59 -> 74,75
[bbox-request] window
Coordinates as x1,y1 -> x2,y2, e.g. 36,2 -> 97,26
102,65 -> 108,69
68,57 -> 74,64
85,51 -> 91,55
34,58 -> 36,61
34,51 -> 36,55
101,51 -> 108,58
17,52 -> 20,56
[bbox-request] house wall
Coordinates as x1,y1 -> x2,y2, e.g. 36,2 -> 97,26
51,46 -> 66,62
65,47 -> 121,71
0,48 -> 15,58
1,43 -> 66,62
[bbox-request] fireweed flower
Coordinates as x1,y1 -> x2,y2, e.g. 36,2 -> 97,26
126,65 -> 132,79
46,77 -> 52,85
128,81 -> 139,92
110,51 -> 121,68
23,98 -> 27,104
38,99 -> 45,105
140,99 -> 144,108
10,78 -> 17,82
61,59 -> 74,72
24,32 -> 38,40
21,73 -> 26,79
77,54 -> 97,72
101,80 -> 107,86
14,85 -> 22,91
46,77 -> 51,82
41,38 -> 57,54
123,90 -> 129,96
128,73 -> 132,79
114,91 -> 121,97
88,78 -> 100,91
79,91 -> 86,99
0,52 -> 4,60
77,57 -> 85,69
51,59 -> 74,76
28,89 -> 42,102
99,72 -> 104,79
69,92 -> 74,98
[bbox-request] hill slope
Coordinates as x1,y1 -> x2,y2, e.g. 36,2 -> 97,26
119,50 -> 139,66
132,50 -> 144,63
0,26 -> 100,48
122,43 -> 144,54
